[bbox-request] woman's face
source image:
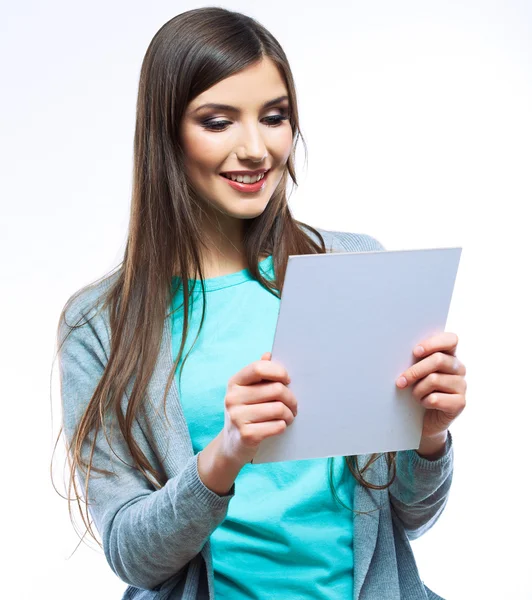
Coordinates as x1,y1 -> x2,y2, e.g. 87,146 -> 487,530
179,57 -> 293,221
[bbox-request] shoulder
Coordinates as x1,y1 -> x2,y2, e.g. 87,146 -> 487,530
305,225 -> 386,252
57,270 -> 119,349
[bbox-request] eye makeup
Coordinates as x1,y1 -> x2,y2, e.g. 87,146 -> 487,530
201,108 -> 290,131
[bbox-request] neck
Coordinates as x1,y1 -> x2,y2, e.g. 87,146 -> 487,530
200,209 -> 247,276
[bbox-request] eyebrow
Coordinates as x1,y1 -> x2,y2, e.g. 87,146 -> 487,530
191,95 -> 289,114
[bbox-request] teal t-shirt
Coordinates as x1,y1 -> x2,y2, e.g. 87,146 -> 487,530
170,256 -> 355,599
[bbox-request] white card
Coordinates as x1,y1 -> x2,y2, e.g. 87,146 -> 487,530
252,247 -> 462,464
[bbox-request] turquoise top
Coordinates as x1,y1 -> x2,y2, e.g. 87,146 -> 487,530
170,256 -> 355,599
59,227 -> 455,600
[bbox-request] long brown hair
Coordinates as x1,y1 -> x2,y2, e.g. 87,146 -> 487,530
52,6 -> 396,549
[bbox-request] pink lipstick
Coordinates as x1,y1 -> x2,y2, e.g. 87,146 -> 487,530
219,170 -> 270,193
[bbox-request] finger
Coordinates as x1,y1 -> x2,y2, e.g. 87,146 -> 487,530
232,359 -> 290,387
411,373 -> 467,401
235,400 -> 295,425
396,352 -> 466,388
261,352 -> 272,361
419,392 -> 466,416
413,332 -> 459,359
241,420 -> 288,450
229,381 -> 298,416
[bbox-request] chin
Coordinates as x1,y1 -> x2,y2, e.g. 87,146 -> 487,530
220,201 -> 270,220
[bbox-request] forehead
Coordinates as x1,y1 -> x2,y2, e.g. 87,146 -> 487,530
187,58 -> 288,113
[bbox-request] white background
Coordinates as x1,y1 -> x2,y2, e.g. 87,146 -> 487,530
1,0 -> 531,598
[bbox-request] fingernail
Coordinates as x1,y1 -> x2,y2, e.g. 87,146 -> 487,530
396,376 -> 407,388
414,346 -> 425,357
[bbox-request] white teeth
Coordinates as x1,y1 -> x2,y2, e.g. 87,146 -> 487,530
222,172 -> 266,183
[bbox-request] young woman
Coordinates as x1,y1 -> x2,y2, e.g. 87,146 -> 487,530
56,7 -> 467,600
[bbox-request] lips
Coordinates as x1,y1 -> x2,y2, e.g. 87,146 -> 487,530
219,169 -> 270,192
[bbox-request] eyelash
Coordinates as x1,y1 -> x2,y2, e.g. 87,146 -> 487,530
201,111 -> 290,131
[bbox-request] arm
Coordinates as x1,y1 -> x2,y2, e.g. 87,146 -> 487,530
58,298 -> 235,591
388,431 -> 454,540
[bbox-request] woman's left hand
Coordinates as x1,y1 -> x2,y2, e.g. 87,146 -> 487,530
396,332 -> 467,440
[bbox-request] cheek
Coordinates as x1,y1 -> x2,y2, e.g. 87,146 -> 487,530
181,129 -> 225,172
276,129 -> 294,162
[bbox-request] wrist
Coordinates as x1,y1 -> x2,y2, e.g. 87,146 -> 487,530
416,431 -> 448,460
198,433 -> 242,496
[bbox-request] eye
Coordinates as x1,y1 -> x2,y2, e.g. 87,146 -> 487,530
263,114 -> 290,127
201,120 -> 231,131
201,108 -> 290,132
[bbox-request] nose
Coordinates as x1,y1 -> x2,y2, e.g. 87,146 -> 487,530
235,121 -> 268,163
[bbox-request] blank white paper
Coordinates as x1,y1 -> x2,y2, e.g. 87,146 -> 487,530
252,246 -> 462,464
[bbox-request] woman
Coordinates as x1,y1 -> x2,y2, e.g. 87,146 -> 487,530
56,7 -> 467,599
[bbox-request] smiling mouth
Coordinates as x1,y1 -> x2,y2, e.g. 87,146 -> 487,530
219,169 -> 271,192
220,169 -> 270,183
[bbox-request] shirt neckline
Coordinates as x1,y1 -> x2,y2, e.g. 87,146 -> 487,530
171,254 -> 274,293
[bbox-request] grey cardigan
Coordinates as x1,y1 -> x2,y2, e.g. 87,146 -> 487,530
58,228 -> 453,600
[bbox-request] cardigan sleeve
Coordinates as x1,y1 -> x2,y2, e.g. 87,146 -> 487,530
388,432 -> 454,540
57,294 -> 234,591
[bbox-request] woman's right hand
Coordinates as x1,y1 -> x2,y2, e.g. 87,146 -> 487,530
220,352 -> 298,467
